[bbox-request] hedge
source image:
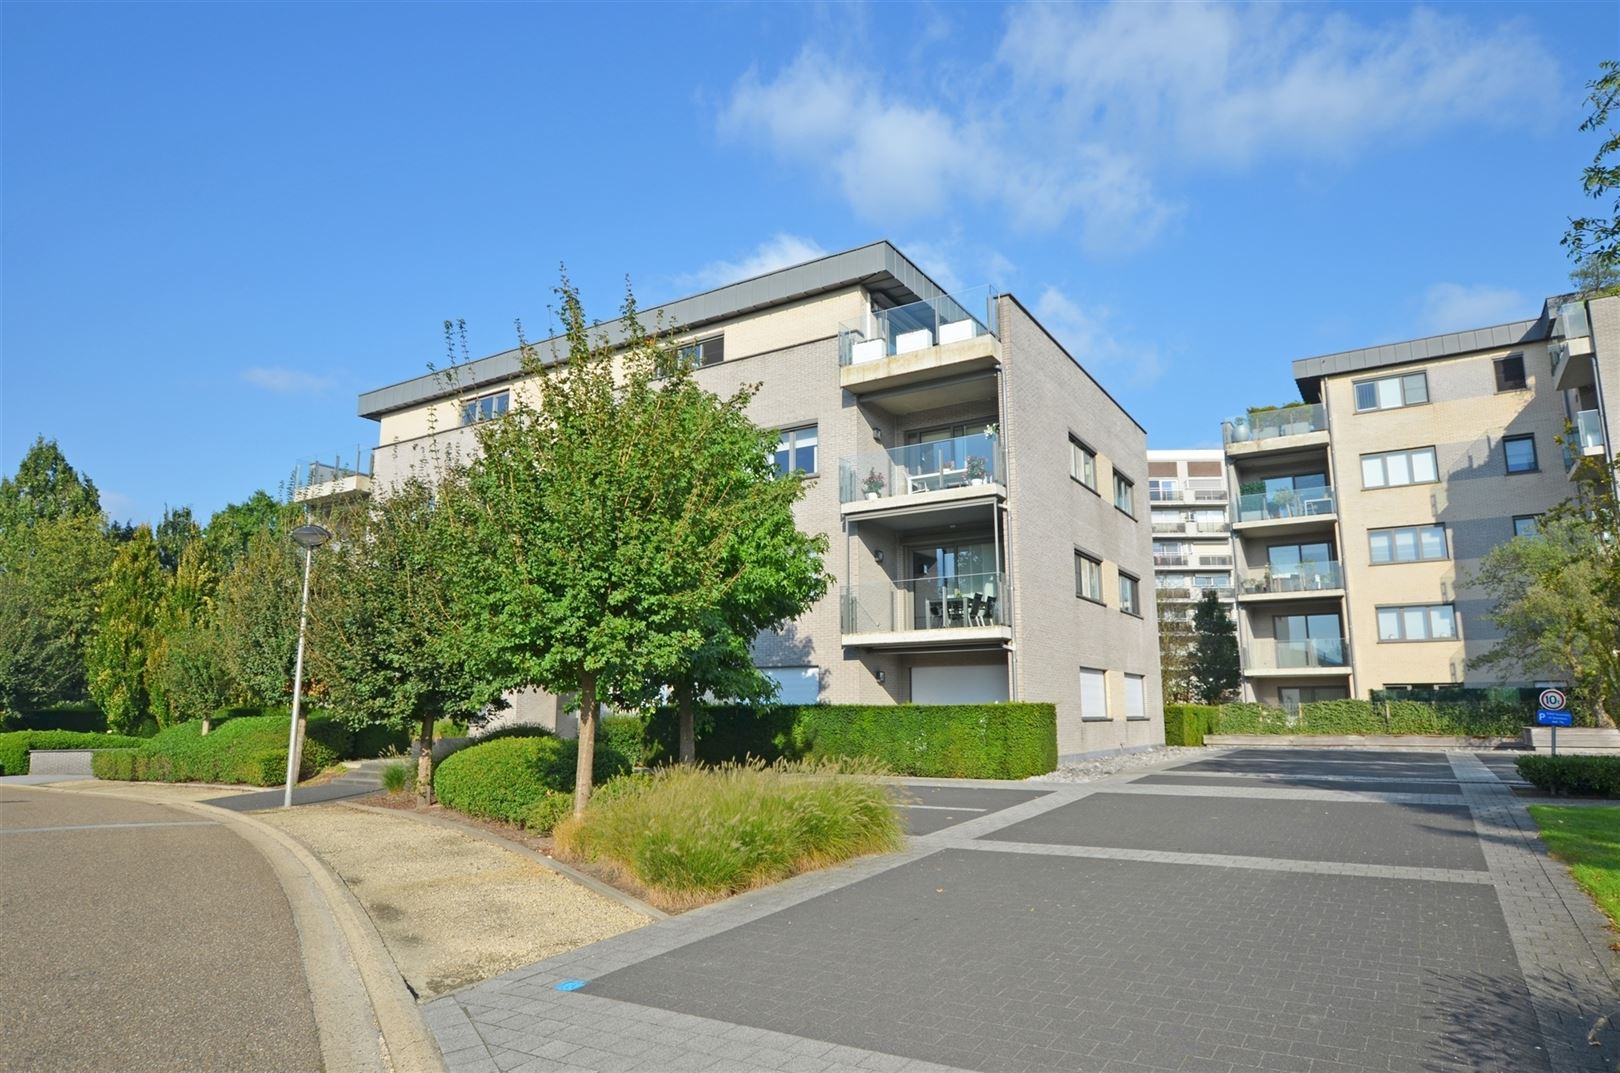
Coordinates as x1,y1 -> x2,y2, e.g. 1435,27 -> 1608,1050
432,733 -> 632,824
1203,698 -> 1527,738
0,730 -> 149,775
643,705 -> 797,766
0,703 -> 109,734
88,713 -> 355,785
1517,755 -> 1620,797
1163,705 -> 1220,746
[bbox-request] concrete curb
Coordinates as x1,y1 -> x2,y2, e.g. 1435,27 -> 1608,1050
32,782 -> 445,1073
340,801 -> 668,920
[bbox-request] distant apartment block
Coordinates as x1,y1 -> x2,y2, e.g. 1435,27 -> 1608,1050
1222,293 -> 1618,708
338,242 -> 1163,760
1146,449 -> 1236,622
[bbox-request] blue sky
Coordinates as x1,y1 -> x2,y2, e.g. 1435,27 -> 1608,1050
3,1 -> 1615,525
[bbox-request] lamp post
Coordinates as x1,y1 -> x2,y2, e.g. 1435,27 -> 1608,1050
283,523 -> 332,808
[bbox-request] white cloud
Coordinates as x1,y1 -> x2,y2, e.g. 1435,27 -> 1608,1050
681,233 -> 829,290
1420,283 -> 1526,334
241,366 -> 337,395
1034,286 -> 1166,387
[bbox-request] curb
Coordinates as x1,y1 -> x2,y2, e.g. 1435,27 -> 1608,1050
339,800 -> 668,920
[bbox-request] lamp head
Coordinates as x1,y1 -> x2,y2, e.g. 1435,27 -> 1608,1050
290,523 -> 332,551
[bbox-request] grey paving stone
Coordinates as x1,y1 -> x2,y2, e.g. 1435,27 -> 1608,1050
1133,772 -> 1464,795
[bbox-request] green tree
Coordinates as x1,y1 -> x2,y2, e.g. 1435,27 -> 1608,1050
215,527 -> 303,706
0,436 -> 101,534
155,505 -> 202,573
145,541 -> 222,728
1564,60 -> 1620,297
1190,590 -> 1241,704
1157,600 -> 1198,704
86,526 -> 166,733
0,513 -> 115,711
312,476 -> 485,802
203,491 -> 286,573
456,278 -> 830,811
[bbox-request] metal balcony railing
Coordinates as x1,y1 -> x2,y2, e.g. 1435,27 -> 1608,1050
839,430 -> 1004,504
1222,404 -> 1328,446
1234,487 -> 1336,523
838,286 -> 998,367
840,571 -> 1008,635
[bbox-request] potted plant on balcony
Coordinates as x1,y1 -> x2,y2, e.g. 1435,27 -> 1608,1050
966,455 -> 988,485
862,468 -> 885,500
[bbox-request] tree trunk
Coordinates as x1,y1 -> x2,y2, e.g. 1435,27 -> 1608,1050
200,716 -> 211,736
677,683 -> 696,766
573,673 -> 598,816
416,713 -> 435,805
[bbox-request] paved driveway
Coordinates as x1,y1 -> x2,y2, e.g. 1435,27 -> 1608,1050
425,750 -> 1619,1073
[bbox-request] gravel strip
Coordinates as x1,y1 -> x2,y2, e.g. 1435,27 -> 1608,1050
256,804 -> 650,999
1025,746 -> 1209,784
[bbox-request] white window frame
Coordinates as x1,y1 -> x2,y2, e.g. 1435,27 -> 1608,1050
1375,604 -> 1458,642
1079,667 -> 1110,721
1113,471 -> 1135,516
1368,525 -> 1448,564
461,389 -> 511,426
1353,371 -> 1429,413
676,334 -> 725,369
1360,447 -> 1439,489
774,424 -> 818,477
1070,437 -> 1097,491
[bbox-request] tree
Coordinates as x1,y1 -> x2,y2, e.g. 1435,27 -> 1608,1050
456,278 -> 830,812
1157,600 -> 1198,704
204,491 -> 286,573
312,476 -> 485,802
1564,60 -> 1620,297
215,527 -> 303,706
86,527 -> 166,734
0,512 -> 114,711
155,505 -> 202,573
145,541 -> 223,728
1472,453 -> 1619,728
1190,590 -> 1240,704
0,436 -> 101,534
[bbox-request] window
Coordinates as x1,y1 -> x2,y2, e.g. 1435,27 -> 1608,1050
1354,372 -> 1429,412
1368,525 -> 1448,564
759,665 -> 819,704
1149,479 -> 1179,501
1070,437 -> 1096,490
1361,447 -> 1438,488
1118,571 -> 1141,615
1079,667 -> 1109,720
676,334 -> 724,369
1494,353 -> 1527,392
1504,434 -> 1537,474
1512,514 -> 1541,538
1124,674 -> 1147,720
1376,604 -> 1458,642
1074,551 -> 1104,603
773,425 -> 817,476
1113,472 -> 1135,515
460,390 -> 510,426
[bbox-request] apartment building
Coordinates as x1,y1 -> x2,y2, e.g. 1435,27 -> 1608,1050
344,242 -> 1163,760
1146,449 -> 1236,622
1222,292 -> 1617,707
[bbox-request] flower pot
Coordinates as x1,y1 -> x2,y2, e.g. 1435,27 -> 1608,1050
866,492 -> 879,501
971,478 -> 984,486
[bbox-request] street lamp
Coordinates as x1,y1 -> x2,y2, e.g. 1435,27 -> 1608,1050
283,523 -> 332,808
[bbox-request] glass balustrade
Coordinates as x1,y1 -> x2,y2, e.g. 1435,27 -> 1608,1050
1222,404 -> 1328,446
839,431 -> 1004,504
1247,638 -> 1348,669
838,286 -> 998,366
840,571 -> 1008,635
1241,561 -> 1343,595
1233,487 -> 1336,523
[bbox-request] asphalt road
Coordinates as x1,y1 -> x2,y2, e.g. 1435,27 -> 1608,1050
0,786 -> 323,1073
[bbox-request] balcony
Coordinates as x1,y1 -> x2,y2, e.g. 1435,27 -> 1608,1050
1563,409 -> 1609,476
1157,584 -> 1235,602
1154,553 -> 1189,567
1244,638 -> 1351,675
293,456 -> 372,504
1238,562 -> 1344,602
839,431 -> 1004,519
1232,487 -> 1336,533
840,571 -> 1011,649
838,287 -> 999,394
1222,404 -> 1329,454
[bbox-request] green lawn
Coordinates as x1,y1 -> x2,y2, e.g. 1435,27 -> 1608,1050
1528,805 -> 1620,928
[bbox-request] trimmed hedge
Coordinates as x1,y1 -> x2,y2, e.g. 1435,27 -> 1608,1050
433,733 -> 632,824
88,713 -> 354,785
0,703 -> 108,734
644,703 -> 1058,779
1163,705 -> 1220,746
0,730 -> 149,775
1205,698 -> 1527,738
1517,755 -> 1620,797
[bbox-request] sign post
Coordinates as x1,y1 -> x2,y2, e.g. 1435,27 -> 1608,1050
1535,688 -> 1571,755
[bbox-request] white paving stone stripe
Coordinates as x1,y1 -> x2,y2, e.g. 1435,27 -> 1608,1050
1096,782 -> 1469,806
1124,769 -> 1467,785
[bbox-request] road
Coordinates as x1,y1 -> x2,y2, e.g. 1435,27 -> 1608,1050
0,785 -> 323,1073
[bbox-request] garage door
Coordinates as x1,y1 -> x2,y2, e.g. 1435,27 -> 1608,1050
911,664 -> 1009,704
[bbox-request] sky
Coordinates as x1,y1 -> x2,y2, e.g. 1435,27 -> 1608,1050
3,1 -> 1616,526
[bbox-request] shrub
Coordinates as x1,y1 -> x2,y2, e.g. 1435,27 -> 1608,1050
1206,698 -> 1528,738
1163,705 -> 1220,746
644,705 -> 797,765
380,760 -> 413,793
0,703 -> 108,734
433,734 -> 631,824
598,715 -> 648,770
1517,755 -> 1620,797
1209,702 -> 1294,734
0,730 -> 148,775
523,790 -> 574,834
554,760 -> 903,907
85,713 -> 352,785
351,722 -> 412,759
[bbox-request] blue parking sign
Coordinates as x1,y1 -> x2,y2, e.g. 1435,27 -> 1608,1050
1536,709 -> 1573,727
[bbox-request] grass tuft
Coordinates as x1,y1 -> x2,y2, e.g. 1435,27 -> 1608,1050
380,760 -> 414,794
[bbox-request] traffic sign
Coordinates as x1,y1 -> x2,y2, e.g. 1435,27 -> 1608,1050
1538,688 -> 1567,711
1536,709 -> 1573,727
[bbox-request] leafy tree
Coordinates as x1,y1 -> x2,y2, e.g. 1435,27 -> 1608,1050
145,541 -> 221,728
1472,453 -> 1619,728
0,436 -> 101,534
312,476 -> 485,802
456,278 -> 830,811
215,526 -> 303,706
86,526 -> 166,733
1157,600 -> 1198,705
0,513 -> 115,711
155,505 -> 202,572
204,490 -> 286,573
1190,589 -> 1241,704
1564,60 -> 1620,297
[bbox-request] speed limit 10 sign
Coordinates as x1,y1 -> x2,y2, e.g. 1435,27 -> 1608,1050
1538,688 -> 1567,711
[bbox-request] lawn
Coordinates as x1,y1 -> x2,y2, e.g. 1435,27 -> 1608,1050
1528,805 -> 1620,928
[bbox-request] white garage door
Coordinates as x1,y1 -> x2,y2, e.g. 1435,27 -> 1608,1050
910,665 -> 1009,705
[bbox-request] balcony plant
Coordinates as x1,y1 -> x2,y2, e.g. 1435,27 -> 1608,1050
862,468 -> 885,500
965,456 -> 988,484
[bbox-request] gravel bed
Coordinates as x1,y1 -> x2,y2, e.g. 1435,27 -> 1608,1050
1026,746 -> 1209,784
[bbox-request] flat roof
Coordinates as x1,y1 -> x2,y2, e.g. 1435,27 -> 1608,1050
358,240 -> 948,419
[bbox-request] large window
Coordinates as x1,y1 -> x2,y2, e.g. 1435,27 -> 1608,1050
1361,447 -> 1438,489
1354,372 -> 1428,412
1274,613 -> 1345,667
759,666 -> 819,704
1504,434 -> 1537,474
1494,353 -> 1527,392
1113,471 -> 1136,516
1079,667 -> 1110,720
1369,525 -> 1448,564
773,425 -> 817,476
1124,674 -> 1147,720
676,334 -> 725,369
1512,514 -> 1540,538
1075,551 -> 1104,603
460,390 -> 510,426
1376,604 -> 1458,642
1118,571 -> 1141,615
1070,437 -> 1097,491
